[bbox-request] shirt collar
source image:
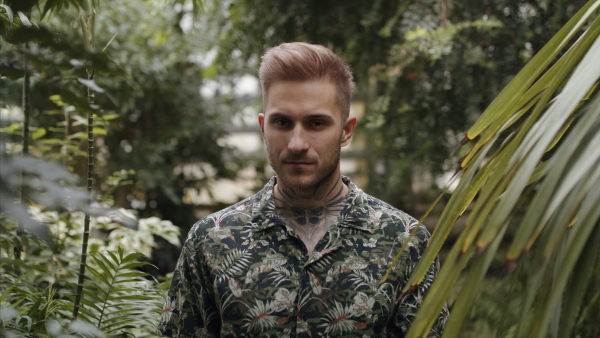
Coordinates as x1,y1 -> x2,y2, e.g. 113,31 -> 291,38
249,176 -> 377,233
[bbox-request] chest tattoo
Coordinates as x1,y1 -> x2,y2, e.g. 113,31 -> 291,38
274,178 -> 348,252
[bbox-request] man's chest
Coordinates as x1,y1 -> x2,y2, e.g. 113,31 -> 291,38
202,225 -> 407,337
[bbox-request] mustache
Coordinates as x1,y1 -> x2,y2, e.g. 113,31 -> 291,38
281,154 -> 316,163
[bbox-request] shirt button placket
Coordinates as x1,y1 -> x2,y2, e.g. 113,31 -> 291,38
296,254 -> 311,338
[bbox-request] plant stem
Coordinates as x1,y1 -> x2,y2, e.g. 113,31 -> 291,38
72,0 -> 96,321
21,57 -> 30,157
62,105 -> 70,167
72,72 -> 95,320
15,50 -> 31,273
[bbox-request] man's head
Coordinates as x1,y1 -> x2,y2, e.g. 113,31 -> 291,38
259,42 -> 355,119
257,43 -> 357,194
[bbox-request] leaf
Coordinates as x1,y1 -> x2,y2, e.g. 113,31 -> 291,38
17,11 -> 31,27
403,1 -> 600,336
92,254 -> 115,279
93,127 -> 107,136
31,127 -> 46,140
101,113 -> 120,121
0,4 -> 14,24
460,0 -> 600,168
26,297 -> 43,317
37,138 -> 63,145
121,252 -> 144,263
529,176 -> 600,337
86,264 -> 111,287
49,94 -> 64,107
70,59 -> 86,67
72,115 -> 88,126
441,230 -> 506,337
113,271 -> 148,279
77,78 -> 105,93
557,195 -> 600,338
68,132 -> 86,140
101,32 -> 119,53
107,250 -> 119,268
504,32 -> 600,261
0,272 -> 31,304
82,289 -> 106,306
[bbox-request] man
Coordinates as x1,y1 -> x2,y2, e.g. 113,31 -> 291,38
159,42 -> 448,337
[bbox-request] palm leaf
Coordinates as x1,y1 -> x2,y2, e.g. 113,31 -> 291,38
76,248 -> 163,334
390,1 -> 600,336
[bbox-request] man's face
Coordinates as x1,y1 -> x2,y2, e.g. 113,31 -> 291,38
259,80 -> 356,193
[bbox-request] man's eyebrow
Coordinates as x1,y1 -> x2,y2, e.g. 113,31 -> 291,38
266,112 -> 289,119
305,113 -> 335,120
266,112 -> 334,120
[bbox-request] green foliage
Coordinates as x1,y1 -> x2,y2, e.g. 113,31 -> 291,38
73,248 -> 164,335
0,145 -> 88,234
3,0 -> 597,336
383,1 -> 600,336
1,1 -> 189,335
1,205 -> 178,336
1,0 -> 238,226
210,0 -> 589,211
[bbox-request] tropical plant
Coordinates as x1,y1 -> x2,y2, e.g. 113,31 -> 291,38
384,0 -> 600,336
70,248 -> 165,335
2,0 -> 243,233
1,0 -> 184,335
1,204 -> 180,336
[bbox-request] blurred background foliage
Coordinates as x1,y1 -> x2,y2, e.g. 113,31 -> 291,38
210,0 -> 589,210
1,0 -> 598,336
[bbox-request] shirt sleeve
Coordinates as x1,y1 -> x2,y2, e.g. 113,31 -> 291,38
390,225 -> 449,337
159,234 -> 221,337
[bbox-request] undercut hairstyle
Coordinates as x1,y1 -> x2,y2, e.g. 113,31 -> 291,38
259,42 -> 355,119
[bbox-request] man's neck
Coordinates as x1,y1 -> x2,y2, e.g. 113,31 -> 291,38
273,175 -> 348,254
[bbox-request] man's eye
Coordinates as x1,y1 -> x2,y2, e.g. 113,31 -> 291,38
274,119 -> 290,127
311,120 -> 325,127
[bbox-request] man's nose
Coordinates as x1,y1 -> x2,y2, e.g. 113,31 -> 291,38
288,126 -> 309,152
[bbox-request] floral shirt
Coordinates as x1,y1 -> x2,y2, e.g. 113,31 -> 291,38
159,177 -> 448,337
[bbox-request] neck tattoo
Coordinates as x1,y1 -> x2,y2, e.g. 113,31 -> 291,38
274,176 -> 348,253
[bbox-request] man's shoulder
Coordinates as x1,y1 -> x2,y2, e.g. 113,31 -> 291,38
352,190 -> 431,238
185,191 -> 261,240
357,190 -> 418,222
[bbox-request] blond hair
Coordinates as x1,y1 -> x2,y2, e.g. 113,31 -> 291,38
259,42 -> 355,118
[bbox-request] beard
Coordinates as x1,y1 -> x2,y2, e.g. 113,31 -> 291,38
267,144 -> 341,193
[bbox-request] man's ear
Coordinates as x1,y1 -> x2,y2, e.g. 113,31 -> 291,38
340,116 -> 357,147
258,113 -> 266,139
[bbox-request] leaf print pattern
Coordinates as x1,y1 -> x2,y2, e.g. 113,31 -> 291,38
272,288 -> 296,312
159,176 -> 448,337
352,292 -> 375,316
228,277 -> 243,298
215,248 -> 252,283
244,300 -> 279,332
321,302 -> 358,335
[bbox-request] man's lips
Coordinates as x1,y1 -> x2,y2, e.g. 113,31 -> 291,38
284,161 -> 312,165
282,160 -> 314,166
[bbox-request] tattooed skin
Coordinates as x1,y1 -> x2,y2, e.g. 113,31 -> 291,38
274,175 -> 348,254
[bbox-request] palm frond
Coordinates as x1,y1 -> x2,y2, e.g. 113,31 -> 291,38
77,247 -> 164,334
391,1 -> 600,336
